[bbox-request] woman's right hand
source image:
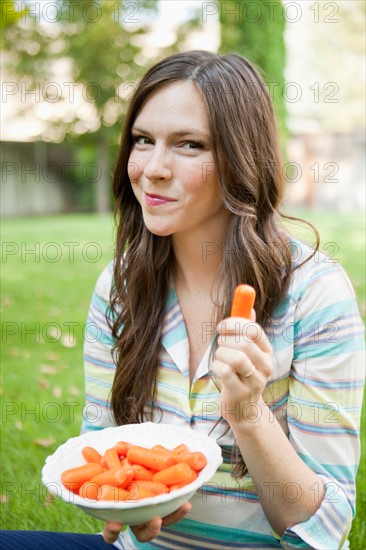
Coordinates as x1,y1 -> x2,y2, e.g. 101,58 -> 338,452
103,501 -> 192,544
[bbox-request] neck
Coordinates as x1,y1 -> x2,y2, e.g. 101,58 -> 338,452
171,224 -> 228,293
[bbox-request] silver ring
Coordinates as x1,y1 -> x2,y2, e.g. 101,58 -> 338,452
242,365 -> 256,378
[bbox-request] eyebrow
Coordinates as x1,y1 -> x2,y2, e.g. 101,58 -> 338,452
131,126 -> 211,140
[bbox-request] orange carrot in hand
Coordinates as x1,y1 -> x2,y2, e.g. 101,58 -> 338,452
230,284 -> 256,319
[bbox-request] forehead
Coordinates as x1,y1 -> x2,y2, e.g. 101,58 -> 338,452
133,80 -> 210,133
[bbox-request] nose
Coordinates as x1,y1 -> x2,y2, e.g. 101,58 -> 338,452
143,145 -> 172,182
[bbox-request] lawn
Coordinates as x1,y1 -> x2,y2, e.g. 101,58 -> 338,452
1,210 -> 365,546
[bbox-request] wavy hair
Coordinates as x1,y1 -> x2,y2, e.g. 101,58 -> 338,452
108,50 -> 319,477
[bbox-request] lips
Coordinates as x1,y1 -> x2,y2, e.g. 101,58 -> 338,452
144,192 -> 176,206
145,193 -> 175,202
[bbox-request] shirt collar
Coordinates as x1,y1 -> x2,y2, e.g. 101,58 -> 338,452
161,286 -> 214,381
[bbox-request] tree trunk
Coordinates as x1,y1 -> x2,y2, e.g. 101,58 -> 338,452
219,0 -> 287,144
95,140 -> 111,213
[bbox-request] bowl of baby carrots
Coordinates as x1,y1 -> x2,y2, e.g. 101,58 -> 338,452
41,422 -> 223,525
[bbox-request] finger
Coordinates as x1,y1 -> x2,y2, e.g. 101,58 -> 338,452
131,517 -> 162,542
217,334 -> 261,354
211,359 -> 236,381
212,359 -> 247,392
212,359 -> 263,398
217,319 -> 271,353
214,346 -> 256,379
161,501 -> 192,527
216,339 -> 272,378
103,522 -> 123,544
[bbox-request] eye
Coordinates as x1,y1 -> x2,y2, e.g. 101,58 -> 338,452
182,141 -> 203,150
131,135 -> 152,146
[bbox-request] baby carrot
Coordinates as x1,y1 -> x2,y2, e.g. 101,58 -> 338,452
230,284 -> 256,319
127,446 -> 176,471
79,481 -> 100,500
175,451 -> 207,471
165,464 -> 197,486
172,444 -> 189,454
132,464 -> 154,481
118,464 -> 134,486
152,445 -> 177,464
125,484 -> 156,501
115,441 -> 133,458
82,446 -> 102,464
99,485 -> 130,501
61,463 -> 103,492
170,481 -> 194,492
89,465 -> 132,488
103,447 -> 121,470
128,480 -> 169,496
151,444 -> 170,453
153,462 -> 195,486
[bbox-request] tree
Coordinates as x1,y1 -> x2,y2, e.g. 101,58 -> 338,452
2,0 -> 159,212
0,0 -> 28,43
218,0 -> 287,144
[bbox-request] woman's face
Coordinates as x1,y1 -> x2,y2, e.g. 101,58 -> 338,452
128,80 -> 229,240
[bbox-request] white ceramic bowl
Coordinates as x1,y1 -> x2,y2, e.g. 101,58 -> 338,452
41,422 -> 223,525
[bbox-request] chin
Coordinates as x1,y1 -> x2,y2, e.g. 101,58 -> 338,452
145,224 -> 174,237
142,215 -> 175,237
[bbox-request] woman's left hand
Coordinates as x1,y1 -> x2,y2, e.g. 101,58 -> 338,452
211,314 -> 273,428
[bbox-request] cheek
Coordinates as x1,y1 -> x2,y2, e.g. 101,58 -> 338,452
182,163 -> 220,202
181,163 -> 208,194
127,151 -> 144,181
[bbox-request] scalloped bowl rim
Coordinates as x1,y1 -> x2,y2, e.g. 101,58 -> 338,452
41,422 -> 223,510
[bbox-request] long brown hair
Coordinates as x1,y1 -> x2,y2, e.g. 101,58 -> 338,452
108,50 -> 319,477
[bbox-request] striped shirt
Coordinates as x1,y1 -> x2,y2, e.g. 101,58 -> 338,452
82,239 -> 365,549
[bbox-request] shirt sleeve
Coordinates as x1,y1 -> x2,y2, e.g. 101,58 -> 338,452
279,257 -> 365,549
81,260 -> 117,434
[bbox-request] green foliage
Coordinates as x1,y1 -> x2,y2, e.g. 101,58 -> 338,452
1,1 -> 203,212
1,1 -> 159,211
218,0 -> 287,145
2,0 -> 157,142
0,1 -> 28,42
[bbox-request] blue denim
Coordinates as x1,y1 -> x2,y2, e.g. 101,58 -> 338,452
0,531 -> 118,550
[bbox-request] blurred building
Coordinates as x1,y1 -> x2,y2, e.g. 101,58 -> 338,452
1,141 -> 77,216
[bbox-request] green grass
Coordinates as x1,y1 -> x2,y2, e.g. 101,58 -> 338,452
1,210 -> 365,545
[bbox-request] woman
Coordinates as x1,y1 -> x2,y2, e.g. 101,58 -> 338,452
85,50 -> 365,549
1,50 -> 364,550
